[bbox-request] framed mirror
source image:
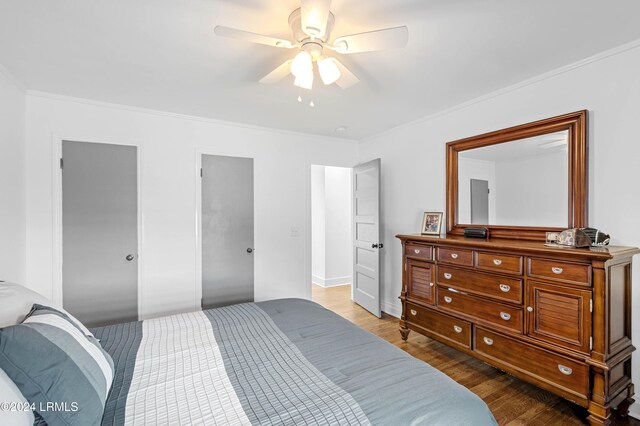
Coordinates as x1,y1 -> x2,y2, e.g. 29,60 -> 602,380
446,110 -> 587,240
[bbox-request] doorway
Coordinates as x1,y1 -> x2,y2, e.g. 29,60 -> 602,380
200,154 -> 254,309
61,140 -> 139,327
470,178 -> 489,224
311,165 -> 353,308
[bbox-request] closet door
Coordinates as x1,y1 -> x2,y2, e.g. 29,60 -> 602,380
62,141 -> 138,327
201,155 -> 254,309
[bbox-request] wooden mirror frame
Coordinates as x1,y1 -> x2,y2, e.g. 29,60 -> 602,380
446,110 -> 588,241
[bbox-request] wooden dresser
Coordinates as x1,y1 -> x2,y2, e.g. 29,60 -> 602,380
397,234 -> 639,425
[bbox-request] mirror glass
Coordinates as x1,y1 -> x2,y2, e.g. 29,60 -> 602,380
457,130 -> 568,227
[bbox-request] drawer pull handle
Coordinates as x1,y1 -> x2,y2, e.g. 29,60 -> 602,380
453,325 -> 463,333
444,273 -> 452,280
558,365 -> 573,375
499,284 -> 510,292
443,296 -> 453,303
410,309 -> 417,316
414,249 -> 421,254
483,337 -> 494,346
552,267 -> 564,274
527,306 -> 533,312
451,253 -> 459,259
429,282 -> 434,287
493,259 -> 502,265
500,312 -> 511,321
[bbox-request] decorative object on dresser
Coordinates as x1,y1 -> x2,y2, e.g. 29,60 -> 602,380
398,111 -> 639,426
421,212 -> 443,235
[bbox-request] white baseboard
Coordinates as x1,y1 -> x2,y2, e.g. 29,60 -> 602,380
382,298 -> 402,318
312,275 -> 352,288
629,402 -> 640,420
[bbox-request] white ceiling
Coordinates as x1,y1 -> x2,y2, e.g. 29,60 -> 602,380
1,0 -> 639,140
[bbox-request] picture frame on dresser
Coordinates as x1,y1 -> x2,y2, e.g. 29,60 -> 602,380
421,212 -> 443,236
397,111 -> 639,426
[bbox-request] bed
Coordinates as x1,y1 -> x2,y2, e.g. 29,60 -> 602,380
93,298 -> 497,425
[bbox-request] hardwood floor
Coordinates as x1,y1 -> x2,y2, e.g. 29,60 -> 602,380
311,284 -> 639,426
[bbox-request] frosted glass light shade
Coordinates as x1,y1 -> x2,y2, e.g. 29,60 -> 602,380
290,51 -> 313,78
318,57 -> 341,85
301,0 -> 331,38
294,71 -> 313,90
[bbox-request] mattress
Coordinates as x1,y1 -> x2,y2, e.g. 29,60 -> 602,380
93,298 -> 496,425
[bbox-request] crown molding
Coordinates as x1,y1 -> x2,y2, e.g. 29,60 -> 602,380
0,63 -> 25,93
25,90 -> 359,145
360,37 -> 640,144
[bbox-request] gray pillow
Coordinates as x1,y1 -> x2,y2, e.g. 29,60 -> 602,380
0,304 -> 114,426
0,282 -> 53,327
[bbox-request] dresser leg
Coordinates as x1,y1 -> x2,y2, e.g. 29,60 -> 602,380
399,327 -> 410,341
587,402 -> 611,426
615,384 -> 634,417
587,413 -> 611,426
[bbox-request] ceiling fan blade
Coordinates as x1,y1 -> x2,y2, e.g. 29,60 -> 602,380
259,60 -> 293,84
214,26 -> 294,49
331,26 -> 408,54
333,59 -> 359,89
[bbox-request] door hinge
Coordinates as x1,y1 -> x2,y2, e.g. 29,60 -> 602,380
590,299 -> 593,313
200,168 -> 202,177
60,158 -> 64,169
590,336 -> 593,350
487,188 -> 490,194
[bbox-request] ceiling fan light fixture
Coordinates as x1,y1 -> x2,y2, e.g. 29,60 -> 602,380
318,56 -> 341,85
294,71 -> 313,90
301,0 -> 331,38
290,51 -> 313,77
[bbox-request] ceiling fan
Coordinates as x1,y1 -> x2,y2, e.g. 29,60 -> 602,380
214,0 -> 408,91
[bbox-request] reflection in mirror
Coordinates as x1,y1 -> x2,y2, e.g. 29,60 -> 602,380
457,130 -> 568,227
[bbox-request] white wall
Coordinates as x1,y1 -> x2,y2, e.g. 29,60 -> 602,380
24,92 -> 358,319
311,165 -> 352,287
0,67 -> 26,284
311,165 -> 326,283
494,152 -> 567,226
325,167 -> 352,284
360,42 -> 640,414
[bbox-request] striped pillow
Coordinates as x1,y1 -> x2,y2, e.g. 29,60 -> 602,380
0,304 -> 114,426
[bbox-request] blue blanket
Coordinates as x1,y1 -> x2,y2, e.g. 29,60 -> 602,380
94,299 -> 496,425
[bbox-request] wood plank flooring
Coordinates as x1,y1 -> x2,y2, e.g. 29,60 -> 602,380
311,284 -> 639,426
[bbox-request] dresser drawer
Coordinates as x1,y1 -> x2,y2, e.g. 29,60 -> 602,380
436,247 -> 474,267
528,258 -> 591,286
475,327 -> 589,398
406,303 -> 471,349
437,266 -> 523,304
437,288 -> 523,333
405,243 -> 433,261
476,251 -> 523,275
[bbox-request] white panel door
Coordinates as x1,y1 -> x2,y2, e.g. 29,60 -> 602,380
352,159 -> 381,317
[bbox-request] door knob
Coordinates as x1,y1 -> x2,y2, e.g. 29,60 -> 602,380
372,243 -> 378,249
247,248 -> 253,253
371,243 -> 384,249
125,254 -> 135,261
